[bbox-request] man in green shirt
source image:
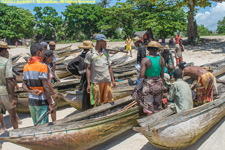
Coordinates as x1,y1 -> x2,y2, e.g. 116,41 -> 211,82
166,69 -> 193,113
0,41 -> 18,131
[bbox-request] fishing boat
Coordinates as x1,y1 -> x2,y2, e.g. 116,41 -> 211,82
133,84 -> 225,149
11,53 -> 22,64
59,78 -> 136,111
133,60 -> 225,149
0,96 -> 143,150
54,44 -> 72,51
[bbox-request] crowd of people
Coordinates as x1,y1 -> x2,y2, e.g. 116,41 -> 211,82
0,32 -> 223,133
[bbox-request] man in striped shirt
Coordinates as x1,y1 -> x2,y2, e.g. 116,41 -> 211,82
22,43 -> 53,125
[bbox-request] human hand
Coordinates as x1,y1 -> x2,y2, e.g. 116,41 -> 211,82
32,89 -> 42,96
15,84 -> 20,90
53,93 -> 59,100
112,81 -> 116,89
12,99 -> 17,106
87,85 -> 91,94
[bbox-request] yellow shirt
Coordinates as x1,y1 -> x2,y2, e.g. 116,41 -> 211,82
126,38 -> 131,46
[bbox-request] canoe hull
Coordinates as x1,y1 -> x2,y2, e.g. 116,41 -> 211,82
9,106 -> 142,150
134,96 -> 225,149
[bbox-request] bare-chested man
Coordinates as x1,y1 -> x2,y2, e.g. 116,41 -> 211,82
179,61 -> 225,105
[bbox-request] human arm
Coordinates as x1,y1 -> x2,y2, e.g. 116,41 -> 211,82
140,58 -> 148,78
86,64 -> 91,93
42,79 -> 53,112
22,80 -> 42,96
7,78 -> 17,105
160,56 -> 165,82
109,66 -> 116,89
167,84 -> 175,102
169,52 -> 175,65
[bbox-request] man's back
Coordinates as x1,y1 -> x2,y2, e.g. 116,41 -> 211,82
0,56 -> 13,95
23,59 -> 48,106
183,66 -> 208,79
169,79 -> 193,113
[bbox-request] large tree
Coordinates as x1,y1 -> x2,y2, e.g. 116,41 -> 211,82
101,2 -> 135,38
134,0 -> 187,39
62,4 -> 103,41
34,6 -> 63,42
98,0 -> 111,8
217,16 -> 225,34
0,3 -> 35,42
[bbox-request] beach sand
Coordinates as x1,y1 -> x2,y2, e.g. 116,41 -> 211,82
1,36 -> 225,150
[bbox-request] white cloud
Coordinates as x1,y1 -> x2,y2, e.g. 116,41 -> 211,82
195,2 -> 225,31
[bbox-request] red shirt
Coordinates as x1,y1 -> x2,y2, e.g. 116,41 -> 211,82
175,35 -> 181,44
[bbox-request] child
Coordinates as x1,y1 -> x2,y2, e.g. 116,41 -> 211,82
43,50 -> 58,121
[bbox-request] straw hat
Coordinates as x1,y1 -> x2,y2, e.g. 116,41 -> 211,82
133,37 -> 141,44
49,41 -> 56,45
146,41 -> 163,51
78,40 -> 94,49
164,45 -> 169,50
0,41 -> 10,49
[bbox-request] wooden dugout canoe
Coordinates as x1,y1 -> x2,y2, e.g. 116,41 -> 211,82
54,44 -> 72,51
58,78 -> 137,111
133,60 -> 225,149
11,53 -> 22,64
0,96 -> 143,150
133,84 -> 225,149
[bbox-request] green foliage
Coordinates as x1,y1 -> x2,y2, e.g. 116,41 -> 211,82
134,0 -> 187,38
97,0 -> 112,8
198,25 -> 212,35
62,4 -> 103,41
217,16 -> 225,34
101,2 -> 135,38
34,6 -> 63,41
0,3 -> 35,40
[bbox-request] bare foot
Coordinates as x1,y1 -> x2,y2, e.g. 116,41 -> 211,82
0,128 -> 8,134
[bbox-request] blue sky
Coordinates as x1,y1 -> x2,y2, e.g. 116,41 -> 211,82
3,0 -> 225,31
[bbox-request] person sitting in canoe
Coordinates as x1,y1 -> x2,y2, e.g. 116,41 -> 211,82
22,43 -> 54,125
179,61 -> 225,106
164,69 -> 193,113
67,40 -> 94,110
85,34 -> 117,107
132,41 -> 165,115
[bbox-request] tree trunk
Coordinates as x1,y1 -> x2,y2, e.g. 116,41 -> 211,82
187,0 -> 198,44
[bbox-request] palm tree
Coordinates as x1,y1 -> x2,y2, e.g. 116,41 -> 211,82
97,0 -> 111,8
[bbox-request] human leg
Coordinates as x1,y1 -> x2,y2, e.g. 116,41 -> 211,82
7,108 -> 18,129
29,105 -> 38,125
102,82 -> 114,104
0,114 -> 6,131
36,105 -> 49,125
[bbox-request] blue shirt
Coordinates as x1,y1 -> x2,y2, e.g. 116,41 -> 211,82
164,68 -> 174,76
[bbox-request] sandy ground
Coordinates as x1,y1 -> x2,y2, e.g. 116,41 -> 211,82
1,35 -> 225,150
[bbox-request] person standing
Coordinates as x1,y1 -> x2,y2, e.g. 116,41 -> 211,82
40,41 -> 48,50
160,45 -> 174,66
165,69 -> 193,113
0,41 -> 18,130
133,41 -> 165,115
85,34 -> 116,107
48,41 -> 60,83
22,43 -> 53,125
126,36 -> 132,57
175,39 -> 184,65
175,31 -> 181,45
67,40 -> 94,110
15,42 -> 18,47
133,37 -> 146,64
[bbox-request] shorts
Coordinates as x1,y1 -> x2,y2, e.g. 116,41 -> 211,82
126,45 -> 131,51
29,105 -> 49,125
0,95 -> 16,111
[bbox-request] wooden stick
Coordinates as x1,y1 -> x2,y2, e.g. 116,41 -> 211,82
106,48 -> 128,53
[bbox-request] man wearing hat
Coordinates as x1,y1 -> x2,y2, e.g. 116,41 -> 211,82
40,41 -> 48,50
160,45 -> 174,67
179,61 -> 225,105
164,69 -> 193,113
133,36 -> 146,64
48,41 -> 59,83
132,41 -> 165,115
0,41 -> 18,130
85,34 -> 116,106
67,40 -> 93,110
